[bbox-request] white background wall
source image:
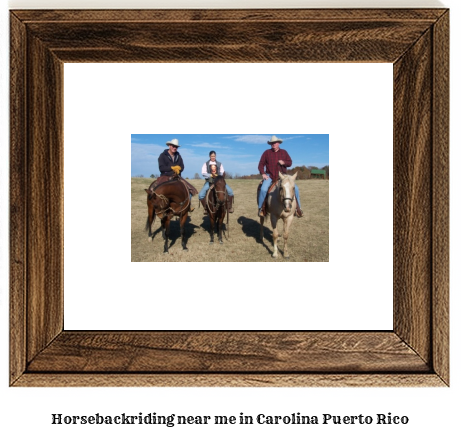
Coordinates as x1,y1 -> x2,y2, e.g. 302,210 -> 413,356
63,62 -> 393,331
0,1 -> 458,435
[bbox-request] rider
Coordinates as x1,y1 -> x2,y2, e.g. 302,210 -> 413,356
158,138 -> 184,176
199,150 -> 234,214
157,138 -> 195,211
257,135 -> 303,218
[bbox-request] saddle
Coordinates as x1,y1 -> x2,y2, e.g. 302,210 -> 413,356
257,179 -> 279,216
149,175 -> 198,196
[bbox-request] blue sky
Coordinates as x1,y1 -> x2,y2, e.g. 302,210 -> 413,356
131,134 -> 329,179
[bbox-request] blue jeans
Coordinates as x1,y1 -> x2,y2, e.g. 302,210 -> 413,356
199,181 -> 234,200
258,177 -> 301,209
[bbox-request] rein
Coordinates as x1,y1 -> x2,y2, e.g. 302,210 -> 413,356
206,181 -> 230,239
154,179 -> 191,218
279,180 -> 295,205
206,185 -> 226,215
276,162 -> 295,205
154,194 -> 170,218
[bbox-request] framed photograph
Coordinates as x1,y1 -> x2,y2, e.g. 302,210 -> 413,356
10,9 -> 449,386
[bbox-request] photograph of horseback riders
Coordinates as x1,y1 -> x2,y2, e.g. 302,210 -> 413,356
131,134 -> 329,262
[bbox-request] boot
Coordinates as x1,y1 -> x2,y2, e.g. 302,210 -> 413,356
188,194 -> 195,212
296,204 -> 304,218
227,195 -> 234,213
200,198 -> 208,215
258,202 -> 266,217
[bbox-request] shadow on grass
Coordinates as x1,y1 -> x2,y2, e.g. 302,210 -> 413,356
237,215 -> 273,256
199,215 -> 229,241
148,216 -> 200,249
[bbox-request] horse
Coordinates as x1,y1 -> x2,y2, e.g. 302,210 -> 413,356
145,178 -> 192,253
259,171 -> 298,258
204,175 -> 228,244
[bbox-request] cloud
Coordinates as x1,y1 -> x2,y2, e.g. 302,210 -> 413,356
228,135 -> 307,144
283,135 -> 306,142
229,135 -> 270,144
131,142 -> 166,176
189,142 -> 229,149
212,154 -> 255,160
131,142 -> 164,158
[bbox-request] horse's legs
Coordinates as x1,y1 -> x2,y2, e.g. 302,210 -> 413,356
259,216 -> 265,241
180,213 -> 188,251
146,216 -> 152,240
282,214 -> 294,258
147,203 -> 154,241
162,216 -> 170,254
270,215 -> 279,258
209,214 -> 215,244
218,214 -> 223,244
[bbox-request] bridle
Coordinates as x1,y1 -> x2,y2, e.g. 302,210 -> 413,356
274,162 -> 294,208
153,193 -> 171,218
205,177 -> 230,239
279,179 -> 295,210
153,179 -> 191,218
206,181 -> 227,215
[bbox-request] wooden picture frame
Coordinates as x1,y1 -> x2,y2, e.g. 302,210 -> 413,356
10,9 -> 449,387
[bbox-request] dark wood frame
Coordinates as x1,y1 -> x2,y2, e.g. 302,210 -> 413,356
10,9 -> 449,387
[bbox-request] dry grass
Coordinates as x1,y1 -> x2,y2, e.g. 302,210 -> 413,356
131,178 -> 329,262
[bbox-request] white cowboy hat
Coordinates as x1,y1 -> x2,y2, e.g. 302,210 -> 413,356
166,138 -> 180,147
268,135 -> 283,144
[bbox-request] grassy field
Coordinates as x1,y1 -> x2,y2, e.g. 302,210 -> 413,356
131,177 -> 329,262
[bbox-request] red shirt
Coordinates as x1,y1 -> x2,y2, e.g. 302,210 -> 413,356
258,148 -> 293,180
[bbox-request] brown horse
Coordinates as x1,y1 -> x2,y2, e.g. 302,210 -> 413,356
204,176 -> 228,244
145,178 -> 192,253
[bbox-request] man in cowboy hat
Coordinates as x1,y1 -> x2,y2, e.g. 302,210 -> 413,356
159,139 -> 184,176
156,138 -> 196,211
257,135 -> 303,217
198,150 -> 234,214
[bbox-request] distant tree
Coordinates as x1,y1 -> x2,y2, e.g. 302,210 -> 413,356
234,172 -> 241,179
226,172 -> 233,179
150,173 -> 158,178
288,165 -> 310,179
194,172 -> 201,179
322,165 -> 329,179
135,174 -> 144,178
239,173 -> 264,179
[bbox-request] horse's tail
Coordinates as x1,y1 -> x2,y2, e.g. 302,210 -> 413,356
226,194 -> 230,239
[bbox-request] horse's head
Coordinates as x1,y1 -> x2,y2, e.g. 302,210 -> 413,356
278,171 -> 297,213
213,176 -> 227,207
145,189 -> 168,214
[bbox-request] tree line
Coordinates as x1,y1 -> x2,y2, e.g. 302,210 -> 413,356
135,165 -> 329,180
227,165 -> 329,180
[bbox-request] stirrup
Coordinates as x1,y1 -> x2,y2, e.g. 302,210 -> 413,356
258,208 -> 265,217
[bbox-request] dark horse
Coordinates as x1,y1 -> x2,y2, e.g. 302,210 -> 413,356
204,176 -> 228,244
145,178 -> 193,253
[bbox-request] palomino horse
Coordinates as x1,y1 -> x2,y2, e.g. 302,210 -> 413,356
145,178 -> 192,253
260,171 -> 298,258
204,175 -> 228,244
